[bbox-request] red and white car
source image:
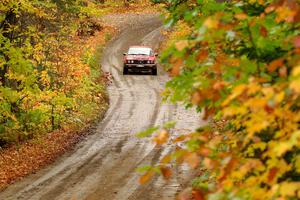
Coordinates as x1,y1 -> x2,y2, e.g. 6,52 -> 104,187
123,46 -> 158,75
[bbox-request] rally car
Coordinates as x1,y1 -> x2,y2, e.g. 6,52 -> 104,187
123,46 -> 158,75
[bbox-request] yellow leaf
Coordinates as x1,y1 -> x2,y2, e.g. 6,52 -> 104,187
245,98 -> 266,111
184,152 -> 200,169
251,187 -> 269,200
273,131 -> 300,156
280,182 -> 300,197
261,87 -> 274,98
175,40 -> 188,51
153,129 -> 169,145
223,105 -> 247,117
203,17 -> 219,29
273,142 -> 291,157
292,65 -> 300,76
290,79 -> 300,93
246,83 -> 261,95
203,158 -> 217,170
248,120 -> 269,134
274,91 -> 285,104
235,13 -> 248,20
275,6 -> 296,23
245,112 -> 270,136
252,142 -> 267,151
160,154 -> 172,164
222,84 -> 247,106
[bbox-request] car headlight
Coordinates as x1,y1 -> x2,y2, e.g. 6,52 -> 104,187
147,60 -> 151,64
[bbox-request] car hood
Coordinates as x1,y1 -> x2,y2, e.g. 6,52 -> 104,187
125,55 -> 154,60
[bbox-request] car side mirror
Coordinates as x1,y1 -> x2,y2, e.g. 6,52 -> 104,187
123,53 -> 127,56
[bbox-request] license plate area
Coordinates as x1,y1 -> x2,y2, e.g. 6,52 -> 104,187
137,65 -> 144,67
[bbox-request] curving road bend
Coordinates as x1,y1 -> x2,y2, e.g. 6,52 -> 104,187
0,14 -> 204,200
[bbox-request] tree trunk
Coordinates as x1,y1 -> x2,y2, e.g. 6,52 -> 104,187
0,9 -> 18,87
124,0 -> 129,7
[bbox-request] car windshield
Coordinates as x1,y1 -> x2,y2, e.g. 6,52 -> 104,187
128,47 -> 151,55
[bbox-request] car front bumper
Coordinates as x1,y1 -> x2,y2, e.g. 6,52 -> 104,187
124,64 -> 156,72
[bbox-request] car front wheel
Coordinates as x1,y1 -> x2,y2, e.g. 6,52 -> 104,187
123,66 -> 129,75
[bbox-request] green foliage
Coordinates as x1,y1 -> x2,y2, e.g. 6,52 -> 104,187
136,126 -> 159,138
146,0 -> 300,199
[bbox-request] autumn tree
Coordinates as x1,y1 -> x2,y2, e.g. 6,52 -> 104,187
0,0 -> 107,145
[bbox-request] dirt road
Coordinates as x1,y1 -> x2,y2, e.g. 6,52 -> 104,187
0,14 -> 204,200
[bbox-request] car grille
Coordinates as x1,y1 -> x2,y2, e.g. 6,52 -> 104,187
133,60 -> 148,64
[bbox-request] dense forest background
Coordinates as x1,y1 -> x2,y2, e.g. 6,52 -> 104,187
0,0 -> 145,145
